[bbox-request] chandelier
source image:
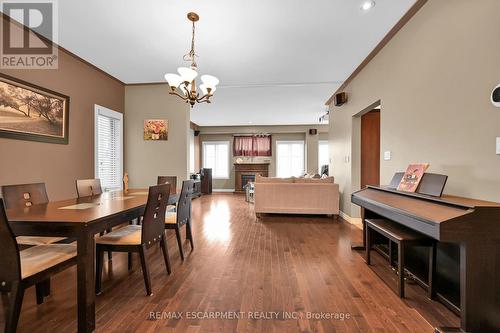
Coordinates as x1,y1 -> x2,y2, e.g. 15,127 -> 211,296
164,12 -> 219,107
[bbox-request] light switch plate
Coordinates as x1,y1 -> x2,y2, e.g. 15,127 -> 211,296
496,137 -> 500,155
384,151 -> 392,161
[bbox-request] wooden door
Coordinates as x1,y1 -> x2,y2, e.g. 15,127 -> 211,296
361,110 -> 380,188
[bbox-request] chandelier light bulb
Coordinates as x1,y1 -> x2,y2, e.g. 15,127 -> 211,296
201,75 -> 220,89
177,67 -> 198,83
164,73 -> 183,88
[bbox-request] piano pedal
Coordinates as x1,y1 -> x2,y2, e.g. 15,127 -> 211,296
434,327 -> 464,333
392,268 -> 417,284
405,271 -> 417,285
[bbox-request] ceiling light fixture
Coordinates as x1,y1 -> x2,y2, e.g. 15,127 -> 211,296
164,12 -> 219,108
360,0 -> 375,11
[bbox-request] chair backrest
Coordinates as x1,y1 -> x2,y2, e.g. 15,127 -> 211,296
157,176 -> 177,194
176,180 -> 194,227
141,184 -> 171,248
0,199 -> 22,289
76,179 -> 103,197
1,183 -> 49,209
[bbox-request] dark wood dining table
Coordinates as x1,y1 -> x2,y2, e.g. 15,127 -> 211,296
6,189 -> 178,333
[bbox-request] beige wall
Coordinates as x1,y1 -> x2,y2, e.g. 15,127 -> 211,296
124,84 -> 190,188
200,125 -> 328,190
328,0 -> 500,217
0,17 -> 124,201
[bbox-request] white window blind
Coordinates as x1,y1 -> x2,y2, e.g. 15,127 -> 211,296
276,141 -> 305,178
95,105 -> 123,191
318,140 -> 329,173
202,141 -> 229,179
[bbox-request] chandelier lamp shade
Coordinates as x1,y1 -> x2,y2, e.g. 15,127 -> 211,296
164,12 -> 219,107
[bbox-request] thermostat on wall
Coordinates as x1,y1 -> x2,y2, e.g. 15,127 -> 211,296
496,137 -> 500,155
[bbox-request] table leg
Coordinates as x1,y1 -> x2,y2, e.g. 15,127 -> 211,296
77,230 -> 96,333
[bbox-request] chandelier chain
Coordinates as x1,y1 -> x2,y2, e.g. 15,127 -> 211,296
183,20 -> 198,67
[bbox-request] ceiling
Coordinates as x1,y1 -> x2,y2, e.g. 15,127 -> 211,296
21,0 -> 416,125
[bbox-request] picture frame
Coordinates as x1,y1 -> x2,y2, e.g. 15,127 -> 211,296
144,119 -> 168,141
0,73 -> 70,144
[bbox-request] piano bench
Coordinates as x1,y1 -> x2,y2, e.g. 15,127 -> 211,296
365,218 -> 436,299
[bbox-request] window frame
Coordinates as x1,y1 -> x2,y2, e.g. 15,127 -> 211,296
94,104 -> 123,192
202,140 -> 230,180
276,140 -> 305,178
318,140 -> 329,173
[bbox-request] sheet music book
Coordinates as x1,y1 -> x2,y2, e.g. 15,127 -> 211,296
397,163 -> 429,192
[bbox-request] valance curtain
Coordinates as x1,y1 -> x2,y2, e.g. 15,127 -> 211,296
233,135 -> 272,156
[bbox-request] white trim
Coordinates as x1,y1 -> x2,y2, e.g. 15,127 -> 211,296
202,141 -> 230,179
94,105 -> 123,191
275,140 -> 305,177
340,210 -> 363,229
212,189 -> 235,193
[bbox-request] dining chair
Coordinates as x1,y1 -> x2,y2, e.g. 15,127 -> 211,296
75,178 -> 116,260
165,180 -> 194,261
1,183 -> 66,246
0,198 -> 77,333
157,176 -> 177,194
95,184 -> 172,296
157,176 -> 178,213
75,178 -> 103,197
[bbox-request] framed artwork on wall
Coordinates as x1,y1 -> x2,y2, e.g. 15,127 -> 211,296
0,73 -> 69,144
144,119 -> 168,140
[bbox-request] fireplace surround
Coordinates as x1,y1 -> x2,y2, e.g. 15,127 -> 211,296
234,163 -> 269,193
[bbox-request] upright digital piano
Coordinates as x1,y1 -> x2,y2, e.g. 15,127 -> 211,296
352,185 -> 500,333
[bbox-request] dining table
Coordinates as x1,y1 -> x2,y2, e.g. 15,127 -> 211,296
6,189 -> 178,333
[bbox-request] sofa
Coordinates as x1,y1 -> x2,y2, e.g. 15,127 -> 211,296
254,175 -> 339,216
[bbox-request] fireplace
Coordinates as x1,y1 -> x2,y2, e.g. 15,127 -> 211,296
234,163 -> 269,193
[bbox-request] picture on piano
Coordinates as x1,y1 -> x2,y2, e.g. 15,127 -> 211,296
397,163 -> 429,192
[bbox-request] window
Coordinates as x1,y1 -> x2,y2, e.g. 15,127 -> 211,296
233,135 -> 272,156
318,140 -> 329,173
203,141 -> 229,179
94,105 -> 123,191
276,140 -> 305,178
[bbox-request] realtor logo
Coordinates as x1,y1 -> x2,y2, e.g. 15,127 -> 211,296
1,0 -> 58,68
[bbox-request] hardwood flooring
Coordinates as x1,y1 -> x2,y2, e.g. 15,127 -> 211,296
1,193 -> 459,332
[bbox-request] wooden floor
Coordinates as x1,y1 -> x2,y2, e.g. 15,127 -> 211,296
1,194 -> 459,332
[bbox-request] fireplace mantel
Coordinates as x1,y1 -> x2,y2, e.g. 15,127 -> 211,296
234,163 -> 269,193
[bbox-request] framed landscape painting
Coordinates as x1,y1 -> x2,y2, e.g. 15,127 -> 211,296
144,119 -> 168,141
0,73 -> 69,144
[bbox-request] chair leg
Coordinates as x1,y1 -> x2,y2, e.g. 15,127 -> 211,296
139,246 -> 153,296
428,242 -> 437,299
365,226 -> 371,265
175,227 -> 184,261
186,221 -> 194,250
95,246 -> 104,295
35,283 -> 44,305
1,292 -> 9,310
43,279 -> 51,297
128,252 -> 133,271
5,282 -> 24,333
398,242 -> 405,298
160,234 -> 172,274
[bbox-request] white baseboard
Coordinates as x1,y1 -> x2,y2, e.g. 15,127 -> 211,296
340,211 -> 363,229
212,189 -> 235,193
